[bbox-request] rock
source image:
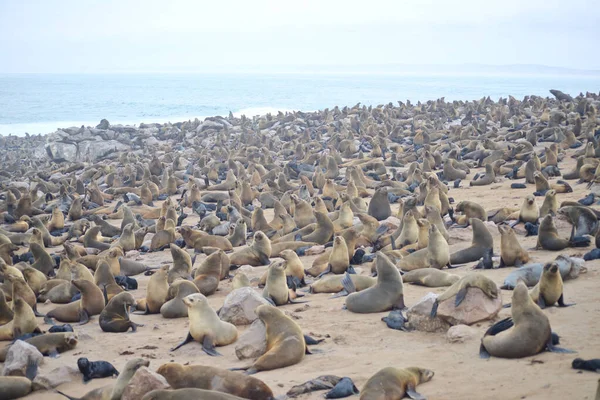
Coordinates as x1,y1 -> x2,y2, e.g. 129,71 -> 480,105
406,293 -> 451,333
121,367 -> 170,400
235,319 -> 267,360
446,324 -> 478,343
219,287 -> 271,326
96,119 -> 110,129
2,340 -> 44,377
436,287 -> 502,326
33,366 -> 81,389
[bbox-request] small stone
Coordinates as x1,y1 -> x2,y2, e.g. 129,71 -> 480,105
436,287 -> 502,326
2,340 -> 44,377
33,366 -> 81,389
235,319 -> 267,360
446,324 -> 478,343
121,367 -> 170,400
219,287 -> 271,326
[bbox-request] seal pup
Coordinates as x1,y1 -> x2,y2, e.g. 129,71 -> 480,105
170,293 -> 238,355
343,252 -> 405,313
77,357 -> 120,382
232,304 -> 306,374
360,367 -> 434,400
156,362 -> 274,400
480,281 -> 573,358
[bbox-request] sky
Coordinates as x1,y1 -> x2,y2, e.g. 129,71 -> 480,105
0,0 -> 599,73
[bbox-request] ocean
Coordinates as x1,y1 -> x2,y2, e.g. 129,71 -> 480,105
0,73 -> 599,136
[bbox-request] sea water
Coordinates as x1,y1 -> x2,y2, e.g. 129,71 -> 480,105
0,72 -> 599,136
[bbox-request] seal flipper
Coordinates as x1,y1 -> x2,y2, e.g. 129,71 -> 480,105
341,273 -> 356,294
48,348 -> 60,358
392,294 -> 406,310
44,316 -> 56,326
454,287 -> 468,307
258,252 -> 271,266
55,390 -> 80,400
170,332 -> 194,351
78,309 -> 90,325
330,289 -> 349,299
537,296 -> 547,309
557,294 -> 575,307
33,305 -> 45,318
546,337 -> 576,354
303,334 -> 325,345
202,335 -> 222,356
264,297 -> 277,307
25,358 -> 38,380
324,377 -> 360,399
484,317 -> 514,336
317,265 -> 332,278
406,385 -> 426,400
430,301 -> 439,318
479,343 -> 491,359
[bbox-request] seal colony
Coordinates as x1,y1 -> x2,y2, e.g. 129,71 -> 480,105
0,89 -> 599,398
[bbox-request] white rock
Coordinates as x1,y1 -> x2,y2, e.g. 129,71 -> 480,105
33,365 -> 81,389
406,292 -> 451,333
219,287 -> 271,326
121,367 -> 170,400
2,340 -> 44,377
235,319 -> 267,360
437,287 -> 502,326
446,324 -> 478,343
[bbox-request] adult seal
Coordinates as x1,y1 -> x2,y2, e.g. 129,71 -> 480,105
343,252 -> 405,313
449,218 -> 493,265
480,281 -> 573,358
360,366 -> 434,400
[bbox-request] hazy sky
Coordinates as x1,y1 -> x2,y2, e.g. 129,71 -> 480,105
1,0 -> 598,73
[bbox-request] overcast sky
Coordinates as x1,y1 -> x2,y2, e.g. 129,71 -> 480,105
1,0 -> 598,73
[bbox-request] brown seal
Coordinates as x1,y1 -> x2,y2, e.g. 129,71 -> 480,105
431,273 -> 498,317
234,304 -> 306,374
161,280 -> 199,318
480,281 -> 570,358
398,224 -> 450,271
360,367 -> 434,400
529,262 -> 573,308
100,291 -> 143,332
169,243 -> 193,284
170,293 -> 238,356
449,218 -> 493,265
0,376 -> 33,399
402,269 -> 460,287
0,332 -> 78,361
138,265 -> 169,314
179,226 -> 233,252
143,389 -> 246,400
309,274 -> 376,296
343,252 -> 405,313
498,225 -> 530,267
155,362 -> 274,400
229,232 -> 271,267
45,279 -> 105,324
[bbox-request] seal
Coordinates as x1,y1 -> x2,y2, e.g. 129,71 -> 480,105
511,195 -> 539,226
169,243 -> 193,284
402,269 -> 460,287
343,252 -> 405,313
537,214 -> 590,250
431,273 -> 498,317
309,274 -> 376,296
539,189 -> 558,217
262,261 -> 305,306
299,211 -> 334,245
397,224 -> 450,271
360,367 -> 434,400
45,279 -> 105,324
480,281 -> 573,358
232,272 -> 251,290
0,332 -> 78,361
0,376 -> 33,399
368,188 -> 391,221
498,225 -> 530,267
161,280 -> 199,318
155,362 -> 274,400
100,291 -> 143,333
142,389 -> 246,400
452,201 -> 487,227
94,260 -> 124,300
77,357 -> 120,382
150,217 -> 176,251
170,293 -> 238,356
233,304 -> 306,374
557,205 -> 599,238
529,262 -> 574,308
193,251 -> 226,296
229,232 -> 271,267
139,264 -> 169,314
449,218 -> 493,265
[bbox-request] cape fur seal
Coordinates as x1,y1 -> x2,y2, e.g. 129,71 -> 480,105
343,252 -> 405,313
360,366 -> 434,400
480,281 -> 573,358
